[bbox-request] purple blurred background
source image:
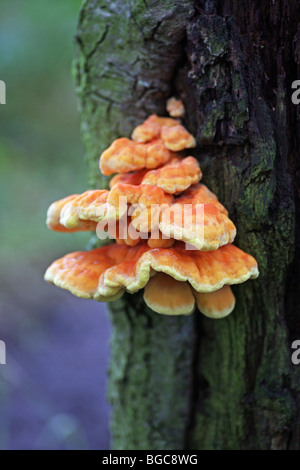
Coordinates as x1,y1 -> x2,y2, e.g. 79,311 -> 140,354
0,1 -> 111,449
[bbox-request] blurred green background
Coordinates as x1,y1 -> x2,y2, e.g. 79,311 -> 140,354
0,0 -> 111,450
0,0 -> 90,256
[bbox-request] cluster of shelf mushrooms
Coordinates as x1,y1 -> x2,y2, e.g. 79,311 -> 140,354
45,98 -> 259,318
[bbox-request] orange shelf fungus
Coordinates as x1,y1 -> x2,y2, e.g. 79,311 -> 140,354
105,217 -> 173,249
166,97 -> 185,118
193,285 -> 236,319
131,115 -> 179,143
46,195 -> 98,232
45,243 -> 258,315
144,273 -> 195,316
110,156 -> 202,195
45,102 -> 259,319
142,157 -> 201,194
131,114 -> 196,151
160,125 -> 196,151
109,169 -> 149,189
159,185 -> 237,250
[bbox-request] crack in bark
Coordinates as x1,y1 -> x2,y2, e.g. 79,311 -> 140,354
87,24 -> 110,60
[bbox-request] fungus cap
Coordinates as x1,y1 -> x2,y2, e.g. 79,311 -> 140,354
174,184 -> 228,215
60,190 -> 109,229
47,183 -> 235,251
159,184 -> 236,250
100,138 -> 173,175
146,233 -> 175,248
161,125 -> 196,151
46,195 -> 98,232
160,202 -> 236,251
99,242 -> 259,298
46,184 -> 172,233
44,246 -> 127,301
109,156 -> 201,194
131,114 -> 179,143
166,97 -> 185,118
45,242 -> 258,301
131,114 -> 196,151
107,183 -> 173,232
142,156 -> 202,194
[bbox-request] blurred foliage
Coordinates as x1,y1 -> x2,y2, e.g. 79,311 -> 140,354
0,0 -> 91,260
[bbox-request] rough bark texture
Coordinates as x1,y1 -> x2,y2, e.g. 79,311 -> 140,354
74,0 -> 300,450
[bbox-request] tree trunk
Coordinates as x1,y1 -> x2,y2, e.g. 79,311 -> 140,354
74,0 -> 300,450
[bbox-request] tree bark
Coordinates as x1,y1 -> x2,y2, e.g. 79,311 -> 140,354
74,0 -> 300,450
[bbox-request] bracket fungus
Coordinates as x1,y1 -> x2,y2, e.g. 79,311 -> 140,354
110,156 -> 202,194
45,98 -> 259,319
100,138 -> 174,175
46,194 -> 98,232
45,242 -> 258,317
166,97 -> 185,118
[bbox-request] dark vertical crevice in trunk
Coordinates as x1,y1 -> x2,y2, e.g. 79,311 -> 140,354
75,0 -> 300,449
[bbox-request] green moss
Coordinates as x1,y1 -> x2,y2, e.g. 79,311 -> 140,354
109,294 -> 195,450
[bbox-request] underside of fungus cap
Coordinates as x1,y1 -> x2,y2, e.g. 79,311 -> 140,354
144,274 -> 235,317
100,137 -> 174,175
106,218 -> 174,249
193,285 -> 236,319
143,272 -> 195,315
109,169 -> 149,188
146,232 -> 174,248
